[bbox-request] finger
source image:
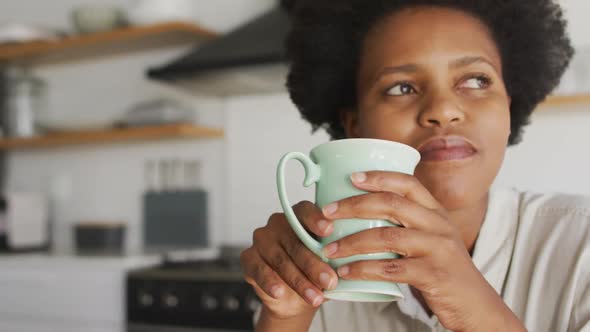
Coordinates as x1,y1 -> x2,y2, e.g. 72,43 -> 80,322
280,230 -> 338,291
293,201 -> 334,237
322,191 -> 449,232
258,241 -> 325,307
240,248 -> 289,300
337,258 -> 431,289
323,226 -> 439,259
350,171 -> 442,210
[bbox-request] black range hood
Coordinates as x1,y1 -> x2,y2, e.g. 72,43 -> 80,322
147,5 -> 291,96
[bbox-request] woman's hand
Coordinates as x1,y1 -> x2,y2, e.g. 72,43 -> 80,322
240,202 -> 338,322
320,171 -> 526,332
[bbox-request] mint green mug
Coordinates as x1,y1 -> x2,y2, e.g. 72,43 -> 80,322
276,138 -> 421,302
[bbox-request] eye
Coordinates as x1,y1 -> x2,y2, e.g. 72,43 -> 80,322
459,75 -> 492,89
387,82 -> 417,96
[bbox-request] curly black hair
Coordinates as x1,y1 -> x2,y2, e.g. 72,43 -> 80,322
285,0 -> 574,145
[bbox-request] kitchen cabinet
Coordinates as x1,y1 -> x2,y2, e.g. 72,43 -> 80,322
0,254 -> 159,332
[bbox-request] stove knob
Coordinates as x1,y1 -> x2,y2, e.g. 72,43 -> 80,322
138,292 -> 154,307
246,296 -> 261,312
223,295 -> 240,311
201,294 -> 219,311
163,293 -> 179,308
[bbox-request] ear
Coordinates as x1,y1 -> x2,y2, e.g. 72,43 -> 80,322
340,108 -> 360,138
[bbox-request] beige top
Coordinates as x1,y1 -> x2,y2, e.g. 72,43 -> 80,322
255,187 -> 590,331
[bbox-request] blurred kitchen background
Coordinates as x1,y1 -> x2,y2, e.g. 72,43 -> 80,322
0,0 -> 588,331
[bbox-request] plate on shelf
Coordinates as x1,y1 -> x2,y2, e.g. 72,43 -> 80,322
37,119 -> 116,134
0,23 -> 64,44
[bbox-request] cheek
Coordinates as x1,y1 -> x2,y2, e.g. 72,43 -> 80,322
357,105 -> 417,142
475,101 -> 511,148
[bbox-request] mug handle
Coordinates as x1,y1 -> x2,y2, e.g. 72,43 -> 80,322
276,152 -> 325,260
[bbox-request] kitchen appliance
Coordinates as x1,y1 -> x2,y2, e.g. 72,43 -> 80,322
1,66 -> 48,138
142,159 -> 209,254
126,246 -> 260,332
0,192 -> 48,252
74,221 -> 126,256
147,0 -> 294,96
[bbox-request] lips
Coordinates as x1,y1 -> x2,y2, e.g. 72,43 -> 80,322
417,135 -> 477,162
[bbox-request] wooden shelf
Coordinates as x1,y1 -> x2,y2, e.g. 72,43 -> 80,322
0,124 -> 223,151
541,94 -> 590,107
0,21 -> 218,66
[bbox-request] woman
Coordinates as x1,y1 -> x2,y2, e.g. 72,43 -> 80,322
240,0 -> 587,331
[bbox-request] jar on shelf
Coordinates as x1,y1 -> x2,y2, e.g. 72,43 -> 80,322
0,66 -> 48,138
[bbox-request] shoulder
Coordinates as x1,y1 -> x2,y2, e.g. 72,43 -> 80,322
508,188 -> 590,271
518,189 -> 590,235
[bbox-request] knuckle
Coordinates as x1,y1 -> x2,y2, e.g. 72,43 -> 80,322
270,251 -> 287,270
252,227 -> 266,244
372,173 -> 385,186
381,227 -> 402,244
349,195 -> 363,211
291,201 -> 304,214
291,275 -> 308,292
381,260 -> 405,277
383,192 -> 403,210
252,261 -> 265,281
293,201 -> 314,219
301,255 -> 317,274
286,239 -> 303,258
267,213 -> 284,228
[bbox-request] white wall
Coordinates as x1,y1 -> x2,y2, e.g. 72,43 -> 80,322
3,0 -> 590,251
1,0 -> 274,254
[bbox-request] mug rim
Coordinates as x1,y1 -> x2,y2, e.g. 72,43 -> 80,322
311,138 -> 420,160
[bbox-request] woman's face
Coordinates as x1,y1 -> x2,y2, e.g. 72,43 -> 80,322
343,6 -> 511,210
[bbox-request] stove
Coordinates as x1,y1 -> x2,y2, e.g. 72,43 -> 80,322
126,247 -> 260,332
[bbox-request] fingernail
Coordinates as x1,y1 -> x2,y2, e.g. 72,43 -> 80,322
323,202 -> 338,216
351,172 -> 367,183
325,222 -> 334,235
317,219 -> 329,233
338,265 -> 350,277
323,242 -> 338,257
319,272 -> 334,290
305,288 -> 322,306
271,285 -> 284,298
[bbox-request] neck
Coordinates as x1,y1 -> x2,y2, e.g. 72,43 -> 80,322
448,192 -> 490,254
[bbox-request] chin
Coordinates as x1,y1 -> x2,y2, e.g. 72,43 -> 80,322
415,170 -> 486,211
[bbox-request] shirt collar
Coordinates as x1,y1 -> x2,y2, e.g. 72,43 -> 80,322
375,187 -> 520,318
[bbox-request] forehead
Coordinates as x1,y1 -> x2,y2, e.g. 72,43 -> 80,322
360,6 -> 502,69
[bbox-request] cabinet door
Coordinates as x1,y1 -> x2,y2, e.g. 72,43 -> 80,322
0,318 -> 120,332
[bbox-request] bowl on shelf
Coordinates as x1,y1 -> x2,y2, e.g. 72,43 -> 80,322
126,0 -> 196,26
71,5 -> 127,34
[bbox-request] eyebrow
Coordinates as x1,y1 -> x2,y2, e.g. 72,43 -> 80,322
374,56 -> 497,82
449,56 -> 495,70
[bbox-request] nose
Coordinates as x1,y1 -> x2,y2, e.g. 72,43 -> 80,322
418,93 -> 465,128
